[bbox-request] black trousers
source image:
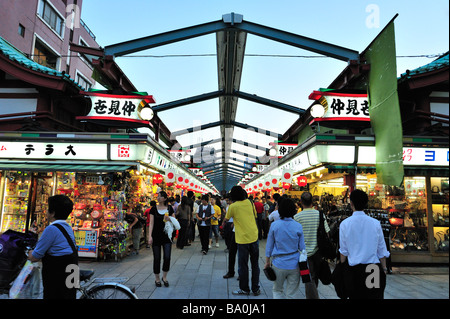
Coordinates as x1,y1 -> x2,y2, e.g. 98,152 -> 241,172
152,242 -> 172,274
346,263 -> 386,299
228,232 -> 237,275
198,225 -> 211,252
307,251 -> 323,287
42,253 -> 78,299
237,241 -> 260,293
176,219 -> 189,249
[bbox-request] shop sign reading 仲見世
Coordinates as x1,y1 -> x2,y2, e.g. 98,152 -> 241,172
76,92 -> 156,125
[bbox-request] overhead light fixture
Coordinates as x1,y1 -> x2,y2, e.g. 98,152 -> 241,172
268,147 -> 277,157
310,103 -> 326,118
139,104 -> 154,121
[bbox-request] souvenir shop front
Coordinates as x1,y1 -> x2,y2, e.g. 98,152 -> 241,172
0,131 -> 211,260
250,133 -> 449,264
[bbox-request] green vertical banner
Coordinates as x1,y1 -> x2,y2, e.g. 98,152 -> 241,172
363,16 -> 404,186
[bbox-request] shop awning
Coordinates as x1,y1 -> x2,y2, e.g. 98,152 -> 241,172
0,162 -> 136,172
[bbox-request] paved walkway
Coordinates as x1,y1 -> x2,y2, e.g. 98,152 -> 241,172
78,235 -> 449,300
1,234 -> 447,301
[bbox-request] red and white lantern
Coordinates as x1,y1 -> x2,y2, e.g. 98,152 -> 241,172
270,176 -> 279,187
176,174 -> 185,185
165,169 -> 176,183
281,169 -> 294,184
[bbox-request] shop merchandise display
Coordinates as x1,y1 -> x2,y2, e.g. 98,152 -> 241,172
57,171 -> 136,260
256,172 -> 448,259
431,178 -> 449,252
1,172 -> 53,234
1,172 -> 31,233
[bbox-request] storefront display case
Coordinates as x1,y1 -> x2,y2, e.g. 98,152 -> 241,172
28,172 -> 53,234
430,177 -> 449,253
0,171 -> 31,233
298,167 -> 448,263
373,177 -> 429,253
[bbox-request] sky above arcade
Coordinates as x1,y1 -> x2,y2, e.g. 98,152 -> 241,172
80,0 -> 449,186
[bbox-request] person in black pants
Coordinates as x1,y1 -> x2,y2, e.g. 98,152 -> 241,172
175,196 -> 192,249
148,191 -> 175,287
196,195 -> 213,255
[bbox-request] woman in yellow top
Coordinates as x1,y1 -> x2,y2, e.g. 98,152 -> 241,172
209,196 -> 221,248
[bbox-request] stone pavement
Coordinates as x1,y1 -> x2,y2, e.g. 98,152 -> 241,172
76,235 -> 449,300
1,234 -> 448,301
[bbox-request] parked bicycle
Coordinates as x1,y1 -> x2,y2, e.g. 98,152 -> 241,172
77,269 -> 138,299
1,230 -> 137,299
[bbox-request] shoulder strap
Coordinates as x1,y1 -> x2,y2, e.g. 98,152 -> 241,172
52,223 -> 78,255
249,199 -> 257,218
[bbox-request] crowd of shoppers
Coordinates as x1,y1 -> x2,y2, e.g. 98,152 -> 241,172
27,186 -> 389,299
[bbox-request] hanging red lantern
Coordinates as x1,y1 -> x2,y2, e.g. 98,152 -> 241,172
166,182 -> 173,187
282,182 -> 291,190
153,174 -> 164,184
296,175 -> 307,187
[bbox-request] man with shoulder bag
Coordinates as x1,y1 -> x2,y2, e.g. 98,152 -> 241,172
196,195 -> 213,255
294,192 -> 331,298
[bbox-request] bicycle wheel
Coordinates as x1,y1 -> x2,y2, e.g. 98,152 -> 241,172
83,284 -> 137,299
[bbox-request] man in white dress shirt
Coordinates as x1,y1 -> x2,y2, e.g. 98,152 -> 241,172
339,189 -> 390,299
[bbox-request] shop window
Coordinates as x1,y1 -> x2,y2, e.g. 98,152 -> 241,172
1,171 -> 31,233
360,175 -> 429,252
33,39 -> 59,70
0,171 -> 54,234
430,177 -> 449,252
76,73 -> 92,91
38,0 -> 64,37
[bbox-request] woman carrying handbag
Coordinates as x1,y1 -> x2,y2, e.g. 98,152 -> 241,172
265,198 -> 306,299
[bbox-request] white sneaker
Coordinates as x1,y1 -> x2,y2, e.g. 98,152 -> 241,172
215,243 -> 219,248
208,245 -> 211,249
